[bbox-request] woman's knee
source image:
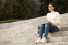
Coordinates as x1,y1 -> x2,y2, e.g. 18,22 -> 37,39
37,24 -> 45,33
45,23 -> 49,28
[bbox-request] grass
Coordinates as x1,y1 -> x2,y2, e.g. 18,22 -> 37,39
0,19 -> 22,24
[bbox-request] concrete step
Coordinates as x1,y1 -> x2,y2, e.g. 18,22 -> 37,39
48,31 -> 68,37
6,42 -> 68,45
37,42 -> 68,45
14,42 -> 68,45
2,42 -> 68,45
52,31 -> 68,37
4,31 -> 68,44
1,38 -> 68,45
47,36 -> 68,43
60,27 -> 68,31
21,30 -> 68,37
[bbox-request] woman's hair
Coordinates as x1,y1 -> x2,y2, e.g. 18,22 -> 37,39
48,3 -> 55,7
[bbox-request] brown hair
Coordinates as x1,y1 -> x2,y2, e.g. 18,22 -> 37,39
48,3 -> 55,7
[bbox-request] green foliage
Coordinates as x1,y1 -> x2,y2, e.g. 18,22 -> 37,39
0,0 -> 68,20
0,0 -> 38,20
39,0 -> 68,16
52,0 -> 68,13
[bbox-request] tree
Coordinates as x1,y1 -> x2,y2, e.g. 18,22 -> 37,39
0,0 -> 38,20
38,0 -> 68,16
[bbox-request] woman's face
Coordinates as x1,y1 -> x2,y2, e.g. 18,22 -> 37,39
48,4 -> 54,12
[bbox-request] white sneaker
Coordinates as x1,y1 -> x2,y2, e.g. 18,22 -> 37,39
35,38 -> 41,43
40,37 -> 47,43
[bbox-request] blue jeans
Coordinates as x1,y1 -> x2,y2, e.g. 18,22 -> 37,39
38,23 -> 59,38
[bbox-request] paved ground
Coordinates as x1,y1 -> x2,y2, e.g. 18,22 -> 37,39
0,13 -> 68,45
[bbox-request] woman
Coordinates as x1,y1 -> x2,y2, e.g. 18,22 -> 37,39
35,3 -> 61,43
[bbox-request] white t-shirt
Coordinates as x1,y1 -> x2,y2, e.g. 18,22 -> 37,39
46,12 -> 60,25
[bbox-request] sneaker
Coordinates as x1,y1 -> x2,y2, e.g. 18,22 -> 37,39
40,37 -> 47,43
35,37 -> 41,44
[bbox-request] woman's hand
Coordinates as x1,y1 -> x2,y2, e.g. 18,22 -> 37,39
53,22 -> 61,25
48,21 -> 61,25
48,21 -> 51,23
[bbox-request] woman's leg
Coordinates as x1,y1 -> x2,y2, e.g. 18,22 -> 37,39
49,25 -> 59,33
35,24 -> 45,43
44,24 -> 49,38
40,24 -> 49,43
38,24 -> 45,38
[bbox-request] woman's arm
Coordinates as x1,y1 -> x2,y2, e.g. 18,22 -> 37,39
53,12 -> 61,25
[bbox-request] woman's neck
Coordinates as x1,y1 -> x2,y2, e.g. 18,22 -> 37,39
51,11 -> 55,13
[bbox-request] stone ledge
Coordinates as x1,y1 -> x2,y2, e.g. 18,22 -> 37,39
47,36 -> 68,43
